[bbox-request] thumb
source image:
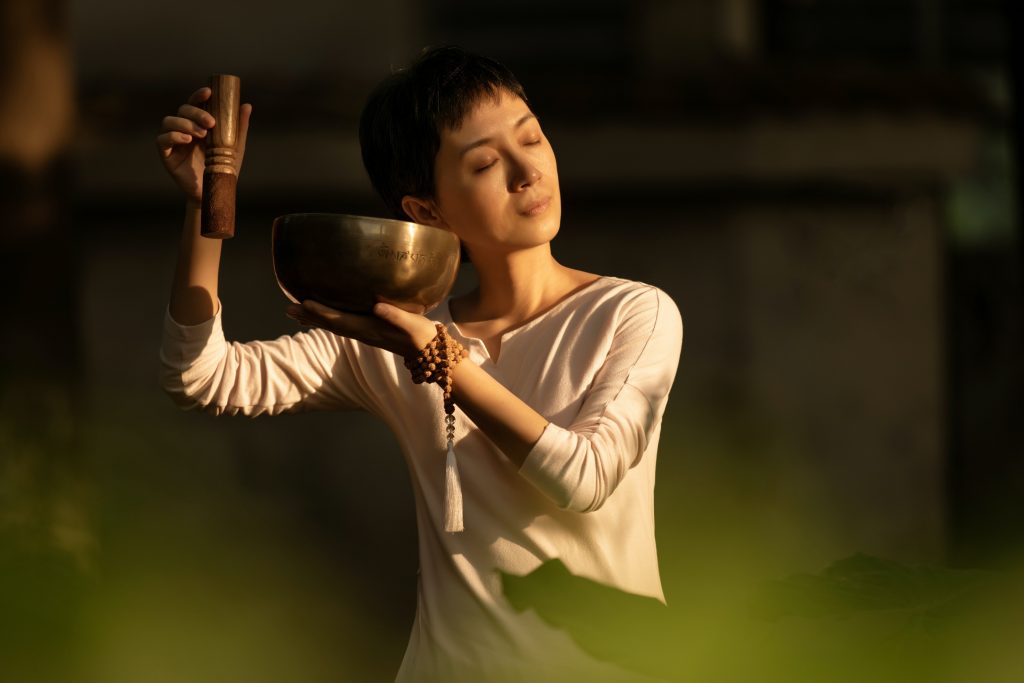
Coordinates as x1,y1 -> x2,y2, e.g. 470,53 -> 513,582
374,302 -> 423,327
373,302 -> 398,318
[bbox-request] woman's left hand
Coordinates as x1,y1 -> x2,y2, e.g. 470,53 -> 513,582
285,299 -> 439,359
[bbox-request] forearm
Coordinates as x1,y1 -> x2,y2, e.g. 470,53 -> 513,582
448,359 -> 548,469
168,199 -> 223,325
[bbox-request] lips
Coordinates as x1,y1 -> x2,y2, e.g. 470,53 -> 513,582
519,196 -> 551,216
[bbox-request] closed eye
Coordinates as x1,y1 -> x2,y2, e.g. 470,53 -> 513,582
475,160 -> 498,174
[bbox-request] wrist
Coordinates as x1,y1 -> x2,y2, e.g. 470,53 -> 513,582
403,323 -> 468,385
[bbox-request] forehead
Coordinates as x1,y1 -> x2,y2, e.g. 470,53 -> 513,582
440,90 -> 532,144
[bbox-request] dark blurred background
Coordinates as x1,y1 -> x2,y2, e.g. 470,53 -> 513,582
2,1 -> 1022,681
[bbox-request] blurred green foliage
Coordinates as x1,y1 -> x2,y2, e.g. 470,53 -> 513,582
503,553 -> 1023,683
1,402 -> 403,683
947,127 -> 1018,248
3,397 -> 1022,682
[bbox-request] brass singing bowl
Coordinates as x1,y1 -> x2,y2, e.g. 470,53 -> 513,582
271,213 -> 462,315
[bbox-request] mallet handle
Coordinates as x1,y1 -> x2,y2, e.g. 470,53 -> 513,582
200,74 -> 241,239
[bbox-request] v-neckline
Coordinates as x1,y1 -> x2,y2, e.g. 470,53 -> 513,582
445,275 -> 610,366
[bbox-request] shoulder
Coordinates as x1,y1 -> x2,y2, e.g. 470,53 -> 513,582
587,276 -> 683,354
594,276 -> 682,323
594,280 -> 685,391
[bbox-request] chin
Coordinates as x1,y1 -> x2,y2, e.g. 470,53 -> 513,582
540,208 -> 562,239
491,224 -> 560,254
541,215 -> 561,241
519,212 -> 560,243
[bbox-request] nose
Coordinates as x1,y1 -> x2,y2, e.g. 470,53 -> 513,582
508,154 -> 542,191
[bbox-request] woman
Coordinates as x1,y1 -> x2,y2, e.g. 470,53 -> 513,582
156,46 -> 683,683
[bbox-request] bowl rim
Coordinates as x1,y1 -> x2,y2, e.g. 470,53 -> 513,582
271,213 -> 461,248
272,212 -> 446,233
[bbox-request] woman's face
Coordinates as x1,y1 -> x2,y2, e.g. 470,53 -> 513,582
409,90 -> 560,257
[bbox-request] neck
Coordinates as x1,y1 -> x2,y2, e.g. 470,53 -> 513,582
460,243 -> 571,323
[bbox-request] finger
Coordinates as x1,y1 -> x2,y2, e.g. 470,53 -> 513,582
301,299 -> 343,320
373,301 -> 420,321
156,130 -> 193,157
300,300 -> 380,337
285,307 -> 317,327
290,317 -> 317,329
177,103 -> 215,129
286,302 -> 328,327
187,86 -> 212,106
162,114 -> 208,137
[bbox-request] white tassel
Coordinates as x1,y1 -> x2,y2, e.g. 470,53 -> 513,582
444,441 -> 464,533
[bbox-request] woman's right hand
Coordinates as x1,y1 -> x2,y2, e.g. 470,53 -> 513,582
155,86 -> 252,203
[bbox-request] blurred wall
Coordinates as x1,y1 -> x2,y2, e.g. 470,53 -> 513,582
71,0 -> 424,82
1,1 -> 1019,681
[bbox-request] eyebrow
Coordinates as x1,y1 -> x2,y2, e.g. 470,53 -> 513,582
458,113 -> 538,157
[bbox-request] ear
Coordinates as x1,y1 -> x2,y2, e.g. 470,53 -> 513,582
401,195 -> 446,227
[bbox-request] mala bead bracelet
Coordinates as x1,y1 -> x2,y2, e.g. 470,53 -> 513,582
403,322 -> 468,386
403,322 -> 469,532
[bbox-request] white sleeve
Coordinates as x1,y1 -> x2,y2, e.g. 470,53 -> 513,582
516,286 -> 684,512
158,298 -> 382,417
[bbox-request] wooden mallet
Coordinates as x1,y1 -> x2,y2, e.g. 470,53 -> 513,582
200,74 -> 241,239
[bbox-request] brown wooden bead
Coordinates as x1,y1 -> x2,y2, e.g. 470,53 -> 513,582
405,326 -> 463,451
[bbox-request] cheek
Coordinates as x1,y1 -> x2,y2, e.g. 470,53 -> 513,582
437,177 -> 502,230
537,144 -> 559,181
460,176 -> 506,214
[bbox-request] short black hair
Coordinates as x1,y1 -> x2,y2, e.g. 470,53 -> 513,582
358,45 -> 531,264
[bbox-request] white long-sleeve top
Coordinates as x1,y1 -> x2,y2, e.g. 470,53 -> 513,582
159,274 -> 684,682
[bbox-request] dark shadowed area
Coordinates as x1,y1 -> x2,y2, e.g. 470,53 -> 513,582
2,1 -> 1022,681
